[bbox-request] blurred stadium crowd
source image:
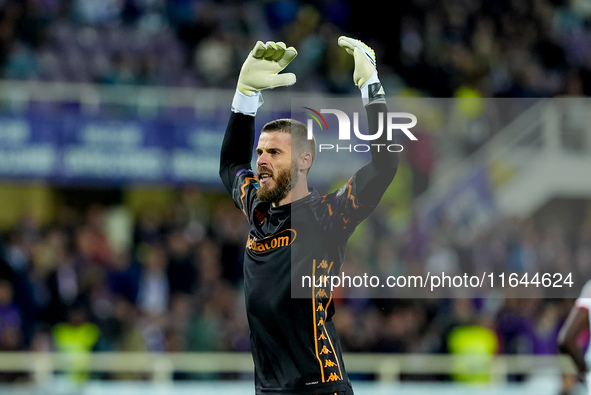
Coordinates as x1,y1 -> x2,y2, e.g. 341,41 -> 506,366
0,0 -> 590,385
0,191 -> 590,382
0,0 -> 590,96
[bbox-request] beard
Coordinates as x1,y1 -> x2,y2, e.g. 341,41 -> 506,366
256,162 -> 299,204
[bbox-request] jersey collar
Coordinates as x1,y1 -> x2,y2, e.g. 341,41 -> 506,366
268,188 -> 318,215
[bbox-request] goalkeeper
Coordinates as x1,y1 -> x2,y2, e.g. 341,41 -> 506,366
219,37 -> 398,395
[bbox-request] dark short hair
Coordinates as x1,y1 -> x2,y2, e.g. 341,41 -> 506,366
261,119 -> 316,173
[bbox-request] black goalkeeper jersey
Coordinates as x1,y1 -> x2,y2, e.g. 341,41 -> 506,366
219,102 -> 397,395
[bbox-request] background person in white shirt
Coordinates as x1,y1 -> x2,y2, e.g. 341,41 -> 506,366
558,280 -> 591,393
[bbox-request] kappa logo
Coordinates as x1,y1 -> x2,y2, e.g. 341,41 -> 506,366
246,229 -> 296,252
325,359 -> 337,368
320,346 -> 332,355
327,372 -> 341,382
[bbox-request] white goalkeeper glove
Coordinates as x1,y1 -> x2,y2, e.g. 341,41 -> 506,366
338,36 -> 385,105
232,41 -> 297,115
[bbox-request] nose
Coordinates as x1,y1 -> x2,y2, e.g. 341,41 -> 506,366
256,153 -> 267,167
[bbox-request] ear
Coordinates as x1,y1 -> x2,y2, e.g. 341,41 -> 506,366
298,151 -> 312,173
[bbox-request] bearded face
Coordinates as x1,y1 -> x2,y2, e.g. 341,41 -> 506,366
255,131 -> 306,205
256,159 -> 299,204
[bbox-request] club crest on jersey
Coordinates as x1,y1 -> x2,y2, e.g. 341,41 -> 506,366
253,209 -> 266,223
246,229 -> 297,252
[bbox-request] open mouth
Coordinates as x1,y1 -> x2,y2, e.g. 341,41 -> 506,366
258,172 -> 273,184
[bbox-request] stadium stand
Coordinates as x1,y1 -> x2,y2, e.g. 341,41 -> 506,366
0,0 -> 590,393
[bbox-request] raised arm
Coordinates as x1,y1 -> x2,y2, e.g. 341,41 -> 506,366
219,112 -> 256,193
338,37 -> 399,206
219,41 -> 298,193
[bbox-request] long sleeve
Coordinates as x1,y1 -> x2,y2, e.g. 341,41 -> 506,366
353,101 -> 399,206
317,101 -> 399,239
219,112 -> 256,193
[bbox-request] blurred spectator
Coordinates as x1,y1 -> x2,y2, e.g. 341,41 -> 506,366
136,244 -> 169,318
446,312 -> 499,383
0,279 -> 25,381
106,251 -> 140,306
52,304 -> 100,383
107,296 -> 147,381
166,228 -> 198,296
44,247 -> 84,325
0,279 -> 22,348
